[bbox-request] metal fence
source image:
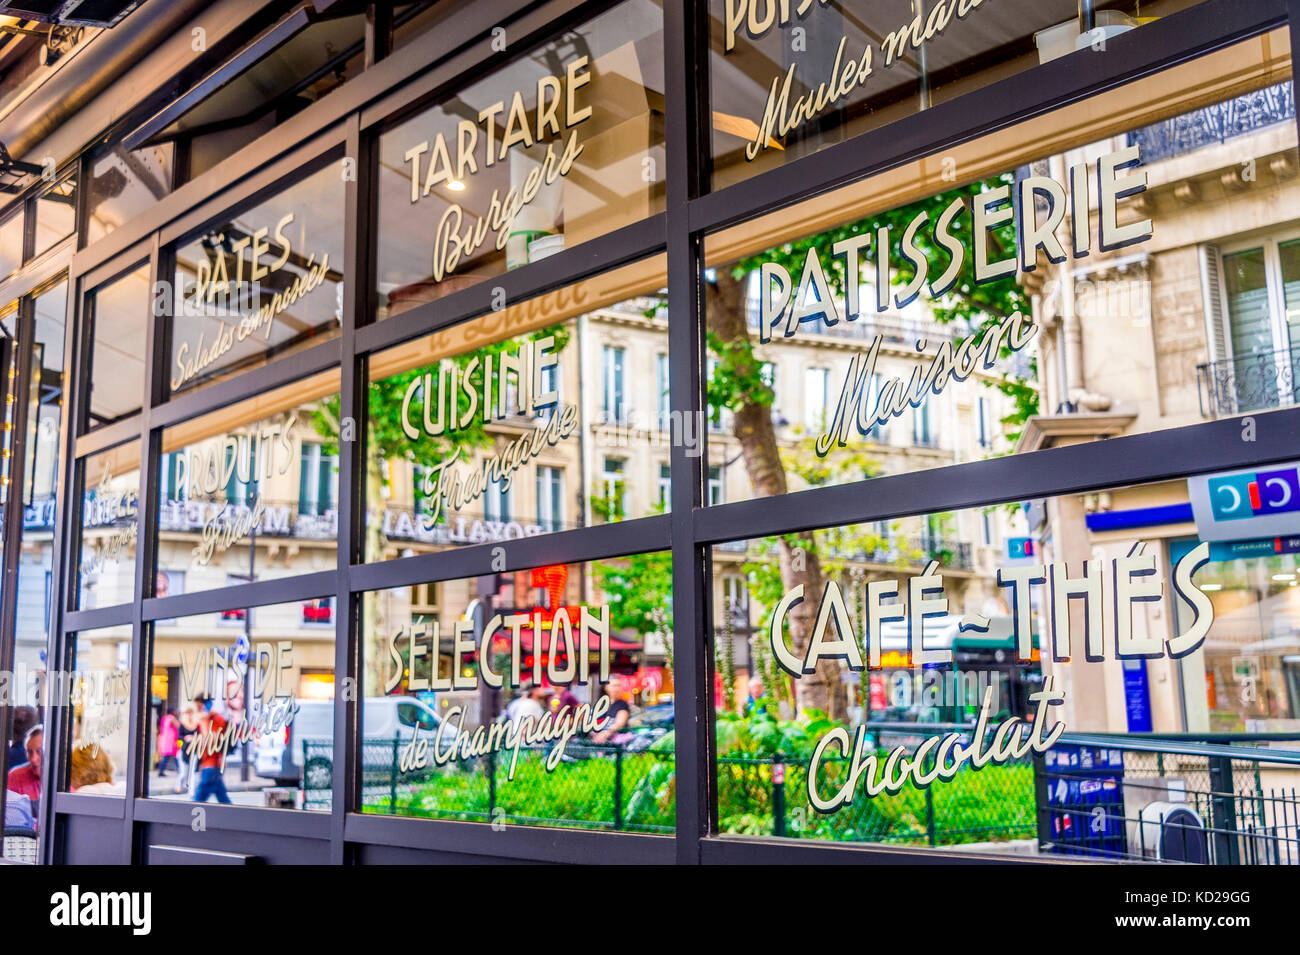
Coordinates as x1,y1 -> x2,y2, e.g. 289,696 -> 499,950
301,728 -> 1300,863
1126,79 -> 1295,163
306,724 -> 1033,847
1197,347 -> 1298,418
305,737 -> 678,833
714,749 -> 1035,846
1037,733 -> 1300,864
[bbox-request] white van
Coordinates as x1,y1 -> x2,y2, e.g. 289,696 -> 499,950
254,695 -> 455,788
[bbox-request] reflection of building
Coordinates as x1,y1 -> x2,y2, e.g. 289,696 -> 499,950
73,404 -> 345,724
376,318 -> 588,555
1023,81 -> 1300,734
367,286 -> 674,706
685,283 -> 1030,698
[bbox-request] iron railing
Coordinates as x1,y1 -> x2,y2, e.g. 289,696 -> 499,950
1037,732 -> 1300,864
299,726 -> 1300,863
744,299 -> 958,347
305,737 -> 678,833
1127,80 -> 1295,163
716,536 -> 973,570
1197,348 -> 1298,418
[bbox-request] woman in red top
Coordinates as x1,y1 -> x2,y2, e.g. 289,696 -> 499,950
193,703 -> 232,804
6,725 -> 41,803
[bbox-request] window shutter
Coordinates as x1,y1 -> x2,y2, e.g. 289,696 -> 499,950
1199,244 -> 1231,363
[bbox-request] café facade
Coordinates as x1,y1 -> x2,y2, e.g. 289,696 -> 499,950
0,0 -> 1298,865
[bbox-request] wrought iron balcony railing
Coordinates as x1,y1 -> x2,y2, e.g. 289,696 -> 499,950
716,535 -> 974,570
1197,348 -> 1298,419
1127,80 -> 1295,164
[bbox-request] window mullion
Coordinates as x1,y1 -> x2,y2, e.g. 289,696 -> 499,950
664,0 -> 711,864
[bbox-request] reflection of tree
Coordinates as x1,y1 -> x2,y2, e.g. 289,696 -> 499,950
593,543 -> 674,670
313,324 -> 571,561
707,176 -> 1036,723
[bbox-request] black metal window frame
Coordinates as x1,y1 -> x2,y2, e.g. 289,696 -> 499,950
28,0 -> 1300,865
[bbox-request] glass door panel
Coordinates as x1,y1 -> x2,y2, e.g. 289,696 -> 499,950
1223,247 -> 1278,411
0,280 -> 67,864
1279,237 -> 1300,405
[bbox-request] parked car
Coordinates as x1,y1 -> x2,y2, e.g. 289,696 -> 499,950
254,695 -> 457,788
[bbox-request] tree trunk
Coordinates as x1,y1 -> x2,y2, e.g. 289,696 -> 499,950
705,272 -> 846,723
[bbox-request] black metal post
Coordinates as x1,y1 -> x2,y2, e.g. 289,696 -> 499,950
241,528 -> 254,783
665,0 -> 712,867
1208,755 -> 1240,865
772,756 -> 786,838
389,738 -> 397,813
1032,752 -> 1053,852
614,748 -> 624,831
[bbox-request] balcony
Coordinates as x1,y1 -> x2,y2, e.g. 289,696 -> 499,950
1197,348 -> 1297,419
715,535 -> 973,571
1127,81 -> 1295,164
746,307 -> 955,347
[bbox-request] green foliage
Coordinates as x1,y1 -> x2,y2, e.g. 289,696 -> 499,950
362,749 -> 677,832
714,174 -> 1038,437
715,707 -> 837,758
709,708 -> 1035,845
593,546 -> 673,646
359,721 -> 1035,848
588,478 -> 625,523
780,425 -> 879,489
314,323 -> 571,471
705,329 -> 774,415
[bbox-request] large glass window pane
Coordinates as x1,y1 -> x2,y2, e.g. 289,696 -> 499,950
374,0 -> 665,319
85,264 -> 149,429
361,553 -> 674,831
703,42 -> 1296,507
14,281 -> 66,709
76,440 -> 141,611
62,625 -> 133,797
146,598 -> 334,809
170,161 -> 345,397
1280,237 -> 1300,405
0,212 -> 23,280
1223,248 -> 1271,357
157,369 -> 340,596
86,143 -> 174,245
1170,537 -> 1300,733
0,279 -> 67,853
181,16 -> 367,184
33,175 -> 76,259
708,0 -> 1209,191
0,282 -> 70,844
365,255 -> 666,562
708,472 -> 1297,860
